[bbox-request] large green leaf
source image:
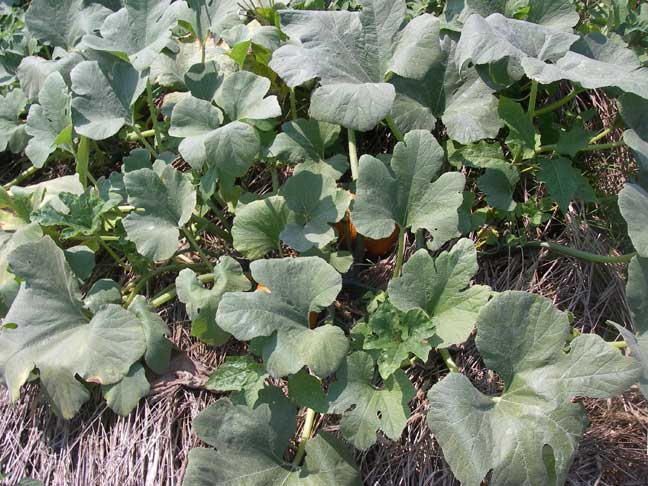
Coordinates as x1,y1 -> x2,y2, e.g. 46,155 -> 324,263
16,52 -> 84,102
176,256 -> 251,345
327,351 -> 415,450
525,33 -> 648,100
25,0 -> 112,50
216,257 -> 348,378
101,362 -> 150,416
614,256 -> 648,399
0,88 -> 28,154
181,0 -> 241,44
81,0 -> 186,71
183,397 -> 361,486
388,239 -> 491,348
427,291 -> 640,486
268,118 -> 347,179
270,0 -> 442,131
128,295 -> 172,375
169,95 -> 224,168
71,60 -> 146,140
123,165 -> 197,261
25,72 -> 73,168
618,183 -> 648,257
213,70 -> 281,122
538,157 -> 592,211
205,355 -> 269,407
352,130 -> 465,249
455,13 -> 579,83
0,237 -> 147,419
0,224 -> 42,317
391,33 -> 502,144
353,301 -> 438,379
280,170 -> 351,252
231,195 -> 289,260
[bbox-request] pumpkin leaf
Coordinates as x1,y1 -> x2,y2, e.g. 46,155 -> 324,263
0,88 -> 28,154
427,291 -> 640,486
618,183 -> 648,257
216,257 -> 348,378
231,195 -> 289,260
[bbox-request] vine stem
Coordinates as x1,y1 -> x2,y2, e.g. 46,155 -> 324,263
146,80 -> 163,150
271,165 -> 280,194
589,127 -> 613,144
292,408 -> 316,466
525,241 -> 637,264
535,140 -> 625,154
182,227 -> 214,271
289,88 -> 298,120
3,165 -> 39,190
75,136 -> 90,187
534,88 -> 584,117
150,273 -> 215,308
131,125 -> 159,158
439,349 -> 459,373
392,225 -> 407,278
126,129 -> 156,141
348,128 -> 359,181
528,80 -> 539,118
385,115 -> 404,142
608,341 -> 628,350
97,237 -> 128,270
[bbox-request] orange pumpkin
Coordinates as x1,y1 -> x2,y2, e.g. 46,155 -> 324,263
336,212 -> 398,258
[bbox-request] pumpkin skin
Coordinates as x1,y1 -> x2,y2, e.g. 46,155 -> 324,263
256,284 -> 319,328
336,217 -> 398,257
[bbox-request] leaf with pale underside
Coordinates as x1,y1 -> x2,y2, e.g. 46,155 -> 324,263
613,256 -> 648,399
122,165 -> 197,261
183,397 -> 361,486
270,0 -> 442,131
213,70 -> 281,122
352,130 -> 465,250
280,170 -> 351,252
102,362 -> 150,416
0,236 -> 147,419
618,183 -> 648,258
217,257 -> 348,378
71,60 -> 146,140
231,195 -> 289,260
327,351 -> 415,450
176,256 -> 251,345
25,72 -> 73,168
0,88 -> 28,154
269,118 -> 348,179
181,0 -> 241,44
25,0 -> 112,50
388,239 -> 491,348
17,52 -> 84,102
81,0 -> 186,71
391,33 -> 502,144
455,13 -> 579,82
427,291 -> 640,486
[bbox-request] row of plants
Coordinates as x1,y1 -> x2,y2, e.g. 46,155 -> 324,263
0,0 -> 647,484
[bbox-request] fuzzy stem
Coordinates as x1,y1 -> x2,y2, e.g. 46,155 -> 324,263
385,115 -> 404,142
534,88 -> 583,117
290,88 -> 298,120
535,140 -> 625,155
589,127 -> 613,144
75,136 -> 90,188
439,349 -> 459,373
146,80 -> 163,150
348,128 -> 359,181
525,241 -> 636,264
392,226 -> 407,278
271,165 -> 280,193
97,237 -> 128,270
205,200 -> 232,231
292,408 -> 316,466
126,129 -> 156,141
131,125 -> 159,158
527,80 -> 539,118
182,227 -> 214,271
150,273 -> 215,308
608,341 -> 628,350
3,165 -> 40,190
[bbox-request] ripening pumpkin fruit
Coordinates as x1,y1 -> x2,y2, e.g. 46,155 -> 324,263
336,194 -> 398,257
256,284 -> 319,327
